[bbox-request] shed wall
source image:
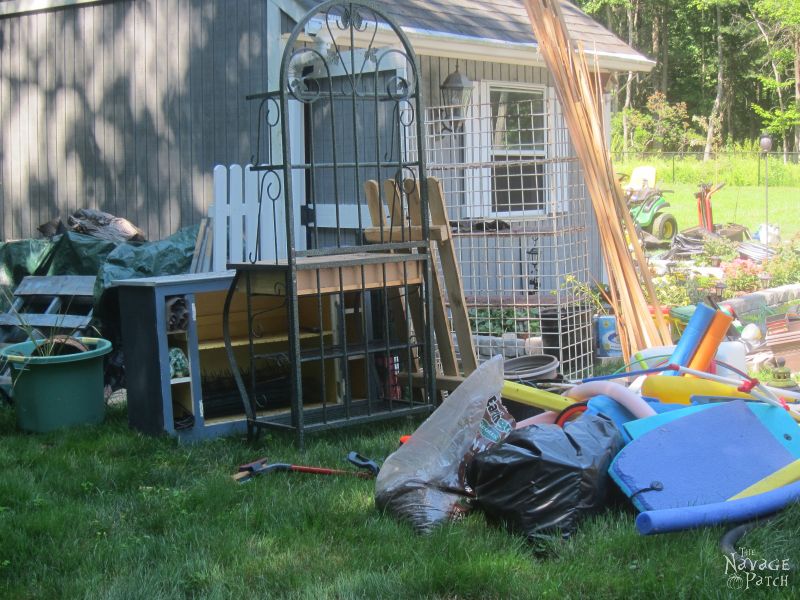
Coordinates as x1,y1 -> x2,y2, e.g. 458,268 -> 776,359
0,0 -> 271,241
0,1 -> 605,283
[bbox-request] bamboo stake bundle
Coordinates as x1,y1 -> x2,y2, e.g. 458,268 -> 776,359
523,0 -> 671,359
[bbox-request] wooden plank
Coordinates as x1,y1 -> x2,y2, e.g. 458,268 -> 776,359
364,180 -> 420,373
14,275 -> 96,297
228,164 -> 245,264
239,256 -> 424,297
381,181 -> 427,341
64,9 -> 76,220
406,180 -> 458,377
401,370 -> 465,392
426,177 -> 478,374
363,225 -> 448,243
0,314 -> 91,330
110,0 -> 125,219
190,218 -> 208,273
522,0 -> 671,358
201,224 -> 214,273
211,165 -> 229,271
365,180 -> 386,227
384,179 -> 405,231
24,15 -> 37,233
165,0 -> 179,235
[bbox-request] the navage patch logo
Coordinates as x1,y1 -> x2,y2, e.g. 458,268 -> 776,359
725,546 -> 791,590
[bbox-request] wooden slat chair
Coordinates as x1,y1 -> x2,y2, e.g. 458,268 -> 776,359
363,176 -> 477,377
0,275 -> 96,339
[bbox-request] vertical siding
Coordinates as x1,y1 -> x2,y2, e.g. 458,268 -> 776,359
0,0 -> 611,282
0,0 -> 272,242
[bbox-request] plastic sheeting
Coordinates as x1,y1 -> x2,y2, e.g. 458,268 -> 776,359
40,232 -> 120,278
94,225 -> 198,300
0,239 -> 53,310
0,238 -> 53,286
0,225 -> 199,321
467,414 -> 623,538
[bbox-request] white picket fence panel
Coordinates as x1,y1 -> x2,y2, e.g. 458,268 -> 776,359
210,164 -> 299,271
209,163 -> 373,272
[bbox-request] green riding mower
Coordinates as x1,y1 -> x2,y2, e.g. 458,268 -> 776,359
621,166 -> 678,241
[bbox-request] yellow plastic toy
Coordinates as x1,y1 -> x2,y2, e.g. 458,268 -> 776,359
501,381 -> 573,413
728,459 -> 800,500
640,376 -> 754,405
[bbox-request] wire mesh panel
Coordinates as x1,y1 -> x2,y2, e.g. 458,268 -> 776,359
411,94 -> 595,378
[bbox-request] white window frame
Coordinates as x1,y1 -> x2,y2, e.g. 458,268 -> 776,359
464,81 -> 556,219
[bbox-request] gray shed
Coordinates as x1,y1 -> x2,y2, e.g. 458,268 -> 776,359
0,0 -> 650,241
0,0 -> 652,374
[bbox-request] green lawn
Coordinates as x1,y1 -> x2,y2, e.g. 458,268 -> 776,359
0,402 -> 797,598
645,184 -> 799,240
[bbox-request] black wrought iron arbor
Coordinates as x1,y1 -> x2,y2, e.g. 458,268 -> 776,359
223,0 -> 436,446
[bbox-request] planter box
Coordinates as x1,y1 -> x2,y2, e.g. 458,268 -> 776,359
1,337 -> 112,433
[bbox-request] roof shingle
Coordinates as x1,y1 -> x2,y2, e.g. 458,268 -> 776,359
295,0 -> 648,61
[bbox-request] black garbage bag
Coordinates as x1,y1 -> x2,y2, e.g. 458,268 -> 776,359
466,414 -> 623,539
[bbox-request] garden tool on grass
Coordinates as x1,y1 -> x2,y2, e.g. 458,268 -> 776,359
233,451 -> 380,483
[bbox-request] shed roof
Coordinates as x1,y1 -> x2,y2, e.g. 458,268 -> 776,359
294,0 -> 654,72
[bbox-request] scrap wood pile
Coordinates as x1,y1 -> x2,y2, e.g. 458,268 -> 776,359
522,0 -> 671,360
375,302 -> 800,543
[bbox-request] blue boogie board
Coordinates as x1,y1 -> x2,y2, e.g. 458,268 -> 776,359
609,401 -> 796,511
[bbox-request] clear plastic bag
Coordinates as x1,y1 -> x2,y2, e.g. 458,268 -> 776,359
375,355 -> 514,533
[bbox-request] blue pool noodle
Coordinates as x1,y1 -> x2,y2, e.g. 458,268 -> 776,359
636,480 -> 800,535
663,303 -> 717,375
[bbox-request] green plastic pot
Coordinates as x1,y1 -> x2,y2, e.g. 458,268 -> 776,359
1,337 -> 112,433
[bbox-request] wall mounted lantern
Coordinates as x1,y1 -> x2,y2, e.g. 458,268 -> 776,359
440,64 -> 472,132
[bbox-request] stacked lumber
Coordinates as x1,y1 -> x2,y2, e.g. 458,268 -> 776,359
523,0 -> 671,359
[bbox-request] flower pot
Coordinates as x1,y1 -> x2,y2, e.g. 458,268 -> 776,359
1,337 -> 112,433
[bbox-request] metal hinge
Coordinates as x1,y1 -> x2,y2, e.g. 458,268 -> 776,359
300,204 -> 315,226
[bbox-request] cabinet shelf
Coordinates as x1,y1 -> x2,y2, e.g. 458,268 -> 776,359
253,338 -> 418,363
198,330 -> 333,351
229,253 -> 425,296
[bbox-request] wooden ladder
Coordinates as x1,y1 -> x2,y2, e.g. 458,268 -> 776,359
364,176 -> 477,378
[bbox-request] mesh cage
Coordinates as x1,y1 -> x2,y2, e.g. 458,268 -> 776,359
409,94 -> 596,378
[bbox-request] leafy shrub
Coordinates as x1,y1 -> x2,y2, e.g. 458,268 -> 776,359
611,93 -> 703,154
649,272 -> 714,307
697,237 -> 738,265
765,247 -> 800,286
468,308 -> 540,336
721,259 -> 764,294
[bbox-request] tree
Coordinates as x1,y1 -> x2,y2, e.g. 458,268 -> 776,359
753,0 -> 800,154
576,0 -> 780,151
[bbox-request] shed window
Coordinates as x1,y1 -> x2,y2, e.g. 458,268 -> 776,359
489,88 -> 547,213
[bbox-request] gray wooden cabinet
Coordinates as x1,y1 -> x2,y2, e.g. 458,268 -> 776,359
116,272 -> 248,442
116,271 -> 348,442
